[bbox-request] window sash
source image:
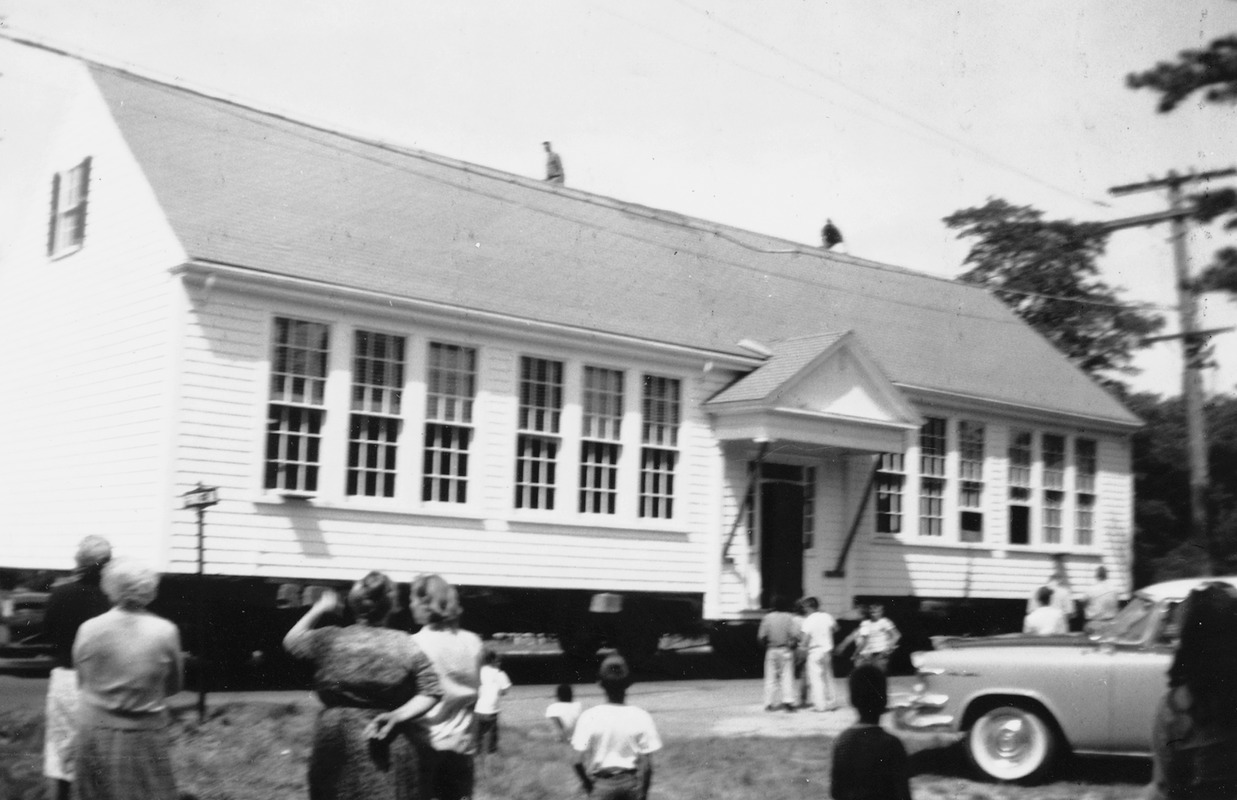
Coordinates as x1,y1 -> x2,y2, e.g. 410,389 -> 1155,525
1076,438 -> 1098,493
423,422 -> 471,503
639,447 -> 676,518
1008,430 -> 1033,487
519,357 -> 563,433
959,421 -> 985,481
1043,490 -> 1064,544
347,414 -> 399,498
579,440 -> 620,514
919,477 -> 944,536
1076,494 -> 1095,546
583,367 -> 624,441
427,343 -> 476,424
49,159 -> 90,255
642,375 -> 680,447
876,472 -> 904,533
265,406 -> 323,492
920,417 -> 947,476
515,433 -> 558,509
1043,434 -> 1066,490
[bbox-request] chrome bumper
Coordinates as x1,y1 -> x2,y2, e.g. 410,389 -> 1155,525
889,691 -> 959,735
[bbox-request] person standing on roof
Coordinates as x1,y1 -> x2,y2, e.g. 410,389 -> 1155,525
821,219 -> 843,249
543,141 -> 564,184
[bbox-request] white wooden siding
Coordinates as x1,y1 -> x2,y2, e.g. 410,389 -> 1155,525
166,288 -> 722,594
0,62 -> 185,569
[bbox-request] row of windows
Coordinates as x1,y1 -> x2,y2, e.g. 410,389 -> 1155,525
875,417 -> 1099,547
263,318 -> 683,519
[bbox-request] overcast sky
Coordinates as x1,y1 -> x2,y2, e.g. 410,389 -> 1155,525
2,0 -> 1235,396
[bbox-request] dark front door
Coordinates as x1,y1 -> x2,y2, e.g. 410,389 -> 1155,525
760,467 -> 805,609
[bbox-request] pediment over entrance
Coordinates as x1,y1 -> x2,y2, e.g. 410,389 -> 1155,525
705,331 -> 922,453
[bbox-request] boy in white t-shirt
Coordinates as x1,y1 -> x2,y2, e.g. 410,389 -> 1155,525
545,683 -> 583,742
571,654 -> 662,800
475,649 -> 513,754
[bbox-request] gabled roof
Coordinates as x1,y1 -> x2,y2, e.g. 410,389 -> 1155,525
86,64 -> 1139,427
708,333 -> 850,405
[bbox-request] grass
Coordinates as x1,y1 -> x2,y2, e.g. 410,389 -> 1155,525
0,704 -> 1148,800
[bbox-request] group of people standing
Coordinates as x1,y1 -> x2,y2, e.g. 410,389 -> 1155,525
758,595 -> 901,714
42,536 -> 184,800
1022,556 -> 1121,636
40,538 -> 662,800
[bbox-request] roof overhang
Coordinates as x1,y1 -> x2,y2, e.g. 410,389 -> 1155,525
705,331 -> 924,453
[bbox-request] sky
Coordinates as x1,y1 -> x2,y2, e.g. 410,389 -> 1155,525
1,0 -> 1235,397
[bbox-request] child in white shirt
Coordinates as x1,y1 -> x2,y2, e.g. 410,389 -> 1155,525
474,649 -> 512,754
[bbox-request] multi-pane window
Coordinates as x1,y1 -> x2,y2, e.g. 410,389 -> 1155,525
515,357 -> 563,509
918,418 -> 946,537
1076,494 -> 1096,547
875,453 -> 905,534
580,367 -> 624,514
920,417 -> 947,477
1008,430 -> 1033,545
48,157 -> 91,257
1044,491 -> 1064,544
423,343 -> 476,503
265,318 -> 329,493
958,421 -> 985,542
919,477 -> 945,536
1076,438 -> 1097,545
347,331 -> 405,498
802,467 -> 817,549
1043,434 -> 1066,490
640,375 -> 680,519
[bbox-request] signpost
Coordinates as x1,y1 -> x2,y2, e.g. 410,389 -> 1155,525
181,483 -> 219,721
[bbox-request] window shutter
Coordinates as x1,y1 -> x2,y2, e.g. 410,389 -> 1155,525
74,157 -> 92,245
47,172 -> 61,256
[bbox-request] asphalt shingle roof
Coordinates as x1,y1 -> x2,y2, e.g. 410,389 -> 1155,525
707,333 -> 850,405
89,67 -> 1139,426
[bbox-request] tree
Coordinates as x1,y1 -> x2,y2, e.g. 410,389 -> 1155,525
1128,34 -> 1237,295
944,199 -> 1164,386
1128,392 -> 1237,585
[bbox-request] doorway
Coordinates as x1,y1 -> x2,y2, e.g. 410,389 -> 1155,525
758,463 -> 808,609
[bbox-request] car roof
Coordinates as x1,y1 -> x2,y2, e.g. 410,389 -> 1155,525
1136,576 -> 1237,602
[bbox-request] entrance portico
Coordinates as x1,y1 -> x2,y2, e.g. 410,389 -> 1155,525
706,332 -> 922,611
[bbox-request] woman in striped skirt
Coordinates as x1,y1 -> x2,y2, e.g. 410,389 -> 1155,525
72,558 -> 184,800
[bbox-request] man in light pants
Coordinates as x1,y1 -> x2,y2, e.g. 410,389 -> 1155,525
798,597 -> 840,712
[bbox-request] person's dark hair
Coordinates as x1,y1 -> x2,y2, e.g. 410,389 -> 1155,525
347,571 -> 397,625
849,664 -> 887,721
771,594 -> 793,612
1168,582 -> 1237,726
1036,586 -> 1054,607
556,683 -> 573,702
1096,565 -> 1108,581
800,596 -> 820,613
483,647 -> 501,667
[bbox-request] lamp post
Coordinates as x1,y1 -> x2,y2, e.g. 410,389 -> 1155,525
181,482 -> 219,721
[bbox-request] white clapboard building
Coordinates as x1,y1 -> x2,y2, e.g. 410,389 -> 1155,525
0,42 -> 1138,650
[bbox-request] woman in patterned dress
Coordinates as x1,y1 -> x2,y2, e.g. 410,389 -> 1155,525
284,572 -> 441,800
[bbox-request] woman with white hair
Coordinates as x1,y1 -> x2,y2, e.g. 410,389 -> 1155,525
367,574 -> 483,800
72,558 -> 184,800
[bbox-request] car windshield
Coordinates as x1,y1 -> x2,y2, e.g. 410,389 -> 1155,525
1102,596 -> 1158,644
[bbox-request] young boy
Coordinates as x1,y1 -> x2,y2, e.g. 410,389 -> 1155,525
571,655 -> 662,800
830,664 -> 912,800
546,683 -> 583,742
475,648 -> 513,754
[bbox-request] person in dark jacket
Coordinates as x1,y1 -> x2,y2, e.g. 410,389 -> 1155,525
41,535 -> 111,800
830,664 -> 911,800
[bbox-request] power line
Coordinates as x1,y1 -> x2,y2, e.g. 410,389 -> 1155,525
668,0 -> 1114,210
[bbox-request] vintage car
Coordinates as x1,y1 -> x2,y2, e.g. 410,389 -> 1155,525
892,576 -> 1237,783
0,590 -> 54,670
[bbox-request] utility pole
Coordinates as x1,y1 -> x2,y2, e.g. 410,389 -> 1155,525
1105,167 -> 1237,574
